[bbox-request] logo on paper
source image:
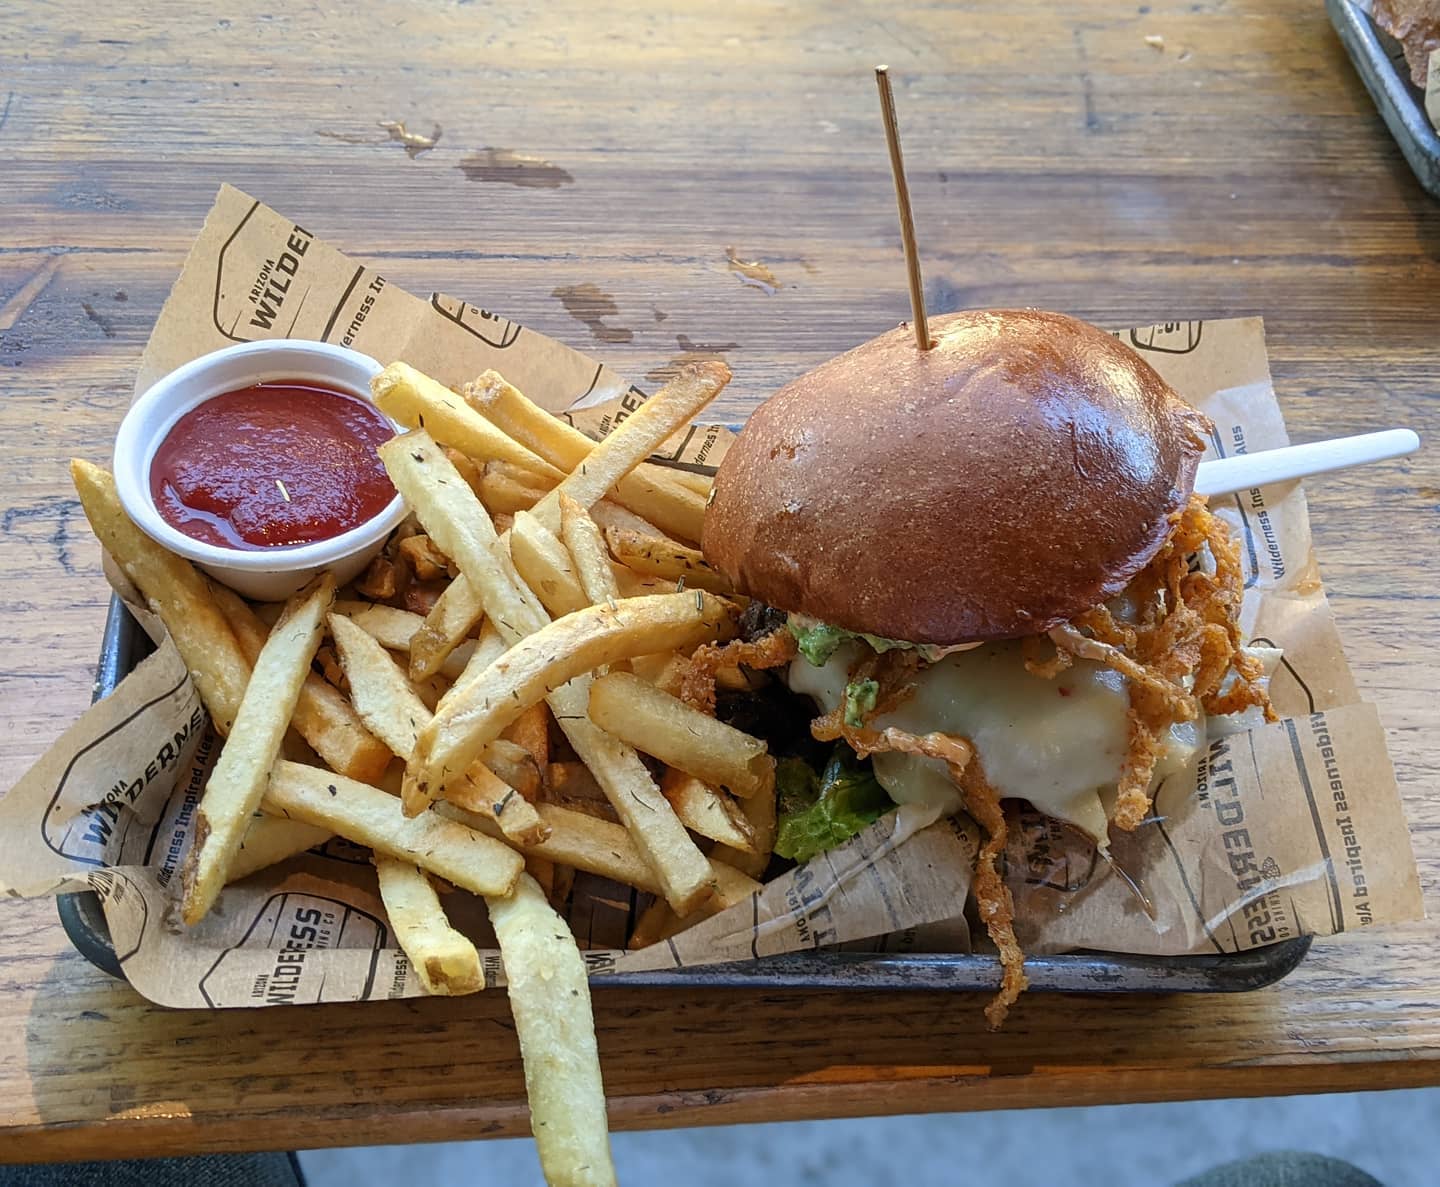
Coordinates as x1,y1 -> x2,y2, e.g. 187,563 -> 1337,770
1128,321 -> 1202,354
429,294 -> 522,348
198,891 -> 387,1007
212,200 -> 316,341
42,674 -> 203,867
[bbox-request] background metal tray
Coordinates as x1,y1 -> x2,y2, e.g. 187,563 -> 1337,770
1330,0 -> 1440,199
58,595 -> 1312,997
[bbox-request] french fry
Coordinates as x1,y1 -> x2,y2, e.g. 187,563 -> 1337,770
444,446 -> 486,499
226,815 -> 333,884
182,574 -> 335,924
413,593 -> 734,801
712,785 -> 777,879
482,737 -> 542,802
409,671 -> 450,712
479,463 -> 553,516
371,361 -> 564,480
511,510 -> 588,616
603,527 -> 730,593
587,499 -> 677,546
502,703 -> 551,780
398,533 -> 452,581
587,672 -> 774,799
546,761 -> 606,802
440,802 -> 760,907
628,897 -> 681,950
70,460 -> 251,734
408,578 -> 488,680
661,468 -> 714,497
331,600 -> 476,683
626,651 -> 690,698
612,568 -> 678,599
559,495 -> 620,605
660,768 -> 756,852
380,429 -> 549,653
329,613 -> 545,843
485,874 -> 616,1187
376,856 -> 483,996
464,369 -> 710,543
214,585 -> 392,784
264,761 -> 524,896
355,553 -> 399,601
439,620 -> 508,713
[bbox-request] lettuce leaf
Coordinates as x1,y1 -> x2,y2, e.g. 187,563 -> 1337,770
774,745 -> 893,864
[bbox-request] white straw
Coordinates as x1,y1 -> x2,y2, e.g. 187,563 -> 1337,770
1194,429 -> 1419,498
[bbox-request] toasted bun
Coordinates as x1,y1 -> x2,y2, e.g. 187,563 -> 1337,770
702,309 -> 1213,644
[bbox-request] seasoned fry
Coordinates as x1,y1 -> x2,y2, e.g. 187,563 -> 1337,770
502,703 -> 550,783
413,593 -> 734,801
660,468 -> 714,497
215,585 -> 392,783
444,446 -> 486,499
559,495 -> 620,605
587,672 -> 774,799
371,361 -> 563,480
412,580 -> 491,681
660,769 -> 756,852
626,651 -> 690,698
70,460 -> 250,734
511,510 -> 588,616
264,761 -> 524,896
587,498 -> 674,544
483,737 -> 542,802
603,527 -> 731,593
329,612 -> 545,842
439,620 -> 508,712
612,568 -> 677,599
183,575 -> 335,924
376,856 -> 483,996
227,815 -> 332,883
463,369 -> 709,542
479,464 -> 553,516
486,874 -> 616,1187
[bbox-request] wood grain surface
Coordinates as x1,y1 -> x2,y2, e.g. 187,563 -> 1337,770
2,0 -> 1439,1162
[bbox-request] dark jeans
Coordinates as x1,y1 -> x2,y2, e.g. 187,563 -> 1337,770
0,1150 -> 1383,1185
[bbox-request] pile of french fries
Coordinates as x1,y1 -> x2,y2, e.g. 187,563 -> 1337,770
71,357 -> 784,1187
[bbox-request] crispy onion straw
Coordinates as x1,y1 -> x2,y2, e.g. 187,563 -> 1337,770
679,626 -> 799,713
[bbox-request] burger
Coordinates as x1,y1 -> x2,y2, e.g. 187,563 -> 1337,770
694,309 -> 1275,1025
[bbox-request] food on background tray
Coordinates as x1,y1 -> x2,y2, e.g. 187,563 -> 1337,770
701,309 -> 1276,1026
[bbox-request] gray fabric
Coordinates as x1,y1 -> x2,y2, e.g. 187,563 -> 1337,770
1177,1151 -> 1383,1187
0,1153 -> 303,1187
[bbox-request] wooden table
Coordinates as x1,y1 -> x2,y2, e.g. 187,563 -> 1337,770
2,0 -> 1438,1162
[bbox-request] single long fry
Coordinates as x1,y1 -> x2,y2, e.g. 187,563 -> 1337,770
441,802 -> 760,907
464,370 -> 709,542
511,510 -> 588,616
330,613 -> 545,841
587,672 -> 774,798
660,769 -> 756,852
215,587 -> 392,783
264,761 -> 523,896
227,815 -> 333,884
376,856 -> 483,996
587,499 -> 677,546
372,361 -> 563,480
439,620 -> 508,714
603,527 -> 730,593
660,468 -> 714,497
183,575 -> 335,924
414,593 -> 733,800
559,495 -> 620,604
70,460 -> 250,733
486,874 -> 616,1187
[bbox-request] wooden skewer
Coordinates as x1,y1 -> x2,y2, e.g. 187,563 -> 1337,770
875,65 -> 934,351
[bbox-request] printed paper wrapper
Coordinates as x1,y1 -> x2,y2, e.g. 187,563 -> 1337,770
0,187 -> 1421,1008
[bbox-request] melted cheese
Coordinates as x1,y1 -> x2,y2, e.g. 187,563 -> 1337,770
788,640 -> 1203,841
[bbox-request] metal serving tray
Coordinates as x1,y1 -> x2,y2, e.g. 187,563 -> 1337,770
1330,0 -> 1440,200
58,595 -> 1311,996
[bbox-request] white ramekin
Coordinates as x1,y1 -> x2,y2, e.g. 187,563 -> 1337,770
113,340 -> 407,602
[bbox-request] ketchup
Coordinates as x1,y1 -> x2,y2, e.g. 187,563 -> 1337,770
150,381 -> 396,550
